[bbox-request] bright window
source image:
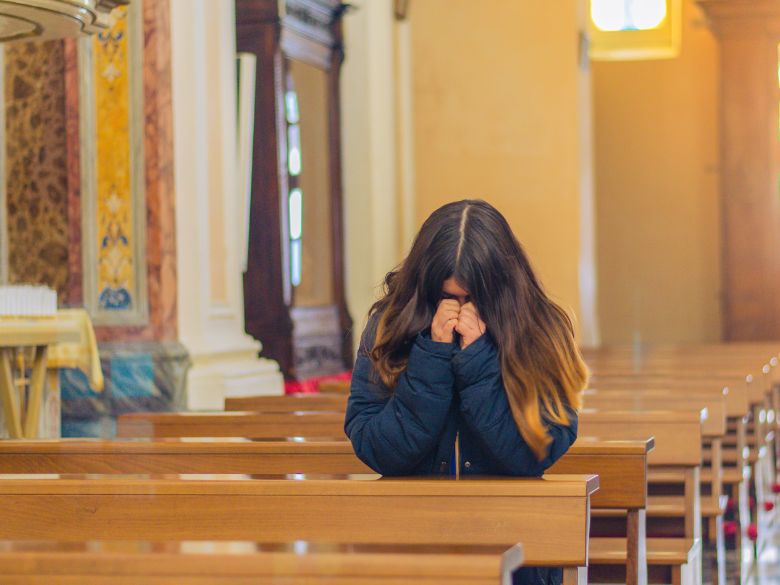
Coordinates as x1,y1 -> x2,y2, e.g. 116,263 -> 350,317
289,188 -> 303,240
589,0 -> 680,61
290,238 -> 302,287
592,0 -> 667,31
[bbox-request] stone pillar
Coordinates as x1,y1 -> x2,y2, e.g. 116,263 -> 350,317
0,2 -> 192,437
170,0 -> 283,409
699,0 -> 780,340
341,0 -> 402,347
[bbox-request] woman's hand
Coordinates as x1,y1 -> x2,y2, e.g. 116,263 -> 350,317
455,302 -> 486,349
431,299 -> 460,343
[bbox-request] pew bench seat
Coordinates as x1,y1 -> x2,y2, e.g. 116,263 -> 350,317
700,468 -> 746,487
0,472 -> 597,579
590,536 -> 699,565
701,496 -> 729,518
0,541 -> 524,585
593,496 -> 686,519
590,537 -> 701,585
704,446 -> 757,465
648,468 -> 739,506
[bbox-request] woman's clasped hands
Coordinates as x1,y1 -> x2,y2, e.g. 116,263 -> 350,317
431,299 -> 486,349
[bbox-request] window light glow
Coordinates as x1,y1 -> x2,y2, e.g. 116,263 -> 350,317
288,125 -> 301,176
631,1 -> 666,30
290,239 -> 302,287
289,188 -> 303,240
591,0 -> 627,31
592,0 -> 667,32
285,91 -> 299,124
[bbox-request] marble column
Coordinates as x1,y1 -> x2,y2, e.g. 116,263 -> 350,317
699,0 -> 780,340
170,0 -> 283,409
59,0 -> 190,436
0,2 -> 193,437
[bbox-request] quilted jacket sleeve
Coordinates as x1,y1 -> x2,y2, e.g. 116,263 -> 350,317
344,317 -> 456,476
452,335 -> 578,476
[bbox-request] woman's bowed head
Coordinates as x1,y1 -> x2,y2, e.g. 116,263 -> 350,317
369,199 -> 589,461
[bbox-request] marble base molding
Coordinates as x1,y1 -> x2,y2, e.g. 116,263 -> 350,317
60,340 -> 190,438
186,344 -> 284,411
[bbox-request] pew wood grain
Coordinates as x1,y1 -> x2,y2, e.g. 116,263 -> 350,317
0,541 -> 524,585
0,473 -> 597,570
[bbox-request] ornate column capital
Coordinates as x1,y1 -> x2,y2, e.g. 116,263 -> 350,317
698,0 -> 780,36
0,0 -> 129,42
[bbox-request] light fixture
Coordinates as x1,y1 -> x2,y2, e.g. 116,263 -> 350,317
0,0 -> 128,43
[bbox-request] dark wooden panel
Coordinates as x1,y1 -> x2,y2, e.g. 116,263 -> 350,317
237,1 -> 294,373
235,0 -> 278,24
237,0 -> 352,377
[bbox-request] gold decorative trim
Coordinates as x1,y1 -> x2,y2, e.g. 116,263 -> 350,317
80,0 -> 146,326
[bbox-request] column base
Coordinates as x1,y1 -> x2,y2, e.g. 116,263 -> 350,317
186,347 -> 284,411
60,340 -> 191,438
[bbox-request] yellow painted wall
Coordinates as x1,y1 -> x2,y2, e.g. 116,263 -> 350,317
341,0 -> 400,349
593,0 -> 721,343
410,0 -> 590,332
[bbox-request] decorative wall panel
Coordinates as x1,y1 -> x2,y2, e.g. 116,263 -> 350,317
80,2 -> 147,325
5,40 -> 70,299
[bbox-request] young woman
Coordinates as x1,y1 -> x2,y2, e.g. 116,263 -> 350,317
344,200 -> 588,584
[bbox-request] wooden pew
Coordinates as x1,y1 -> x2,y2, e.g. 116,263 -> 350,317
116,411 -> 347,439
0,434 -> 660,585
116,403 -> 713,583
582,391 -> 727,524
0,473 -> 598,585
0,438 -> 374,475
552,439 -> 652,585
578,410 -> 703,585
587,379 -> 749,500
0,540 -> 524,585
226,381 -> 732,580
113,408 -> 705,583
585,349 -> 777,476
590,366 -> 768,488
581,391 -> 728,585
585,353 -> 764,581
587,372 -> 755,570
225,393 -> 348,412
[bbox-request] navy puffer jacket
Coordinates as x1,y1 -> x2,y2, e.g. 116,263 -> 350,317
344,314 -> 578,478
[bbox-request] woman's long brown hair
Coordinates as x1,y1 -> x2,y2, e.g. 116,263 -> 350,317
369,199 -> 588,460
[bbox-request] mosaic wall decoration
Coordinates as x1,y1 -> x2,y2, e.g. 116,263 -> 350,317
4,41 -> 70,299
80,1 -> 147,325
95,8 -> 133,310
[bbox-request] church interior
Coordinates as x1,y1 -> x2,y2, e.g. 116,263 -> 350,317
0,0 -> 779,584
